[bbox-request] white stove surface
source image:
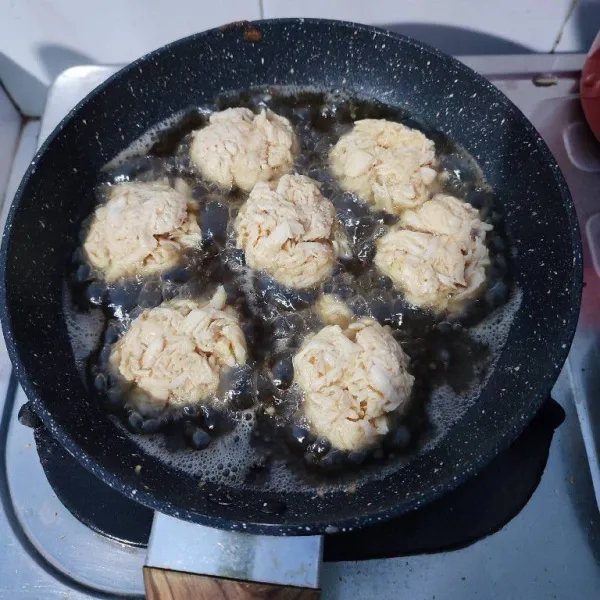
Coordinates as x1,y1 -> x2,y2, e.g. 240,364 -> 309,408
2,55 -> 600,599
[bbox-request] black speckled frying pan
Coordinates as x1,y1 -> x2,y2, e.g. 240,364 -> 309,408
0,19 -> 582,536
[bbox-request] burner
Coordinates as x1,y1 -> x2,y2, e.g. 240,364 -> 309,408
22,398 -> 564,559
31,419 -> 154,547
324,398 -> 564,560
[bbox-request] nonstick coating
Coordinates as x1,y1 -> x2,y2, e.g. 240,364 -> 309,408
0,19 -> 582,535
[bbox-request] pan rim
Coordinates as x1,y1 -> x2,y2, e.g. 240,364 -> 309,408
0,18 -> 583,535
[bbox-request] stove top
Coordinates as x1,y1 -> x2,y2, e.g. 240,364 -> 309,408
23,392 -> 566,561
1,55 -> 600,599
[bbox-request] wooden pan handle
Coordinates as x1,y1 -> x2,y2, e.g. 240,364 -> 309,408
143,567 -> 321,599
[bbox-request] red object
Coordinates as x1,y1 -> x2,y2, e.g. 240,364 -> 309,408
581,30 -> 600,141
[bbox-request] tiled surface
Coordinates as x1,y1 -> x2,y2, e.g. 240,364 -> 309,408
262,0 -> 588,54
0,0 -> 261,116
0,86 -> 20,206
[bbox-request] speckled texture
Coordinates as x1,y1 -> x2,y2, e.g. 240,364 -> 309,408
0,19 -> 582,536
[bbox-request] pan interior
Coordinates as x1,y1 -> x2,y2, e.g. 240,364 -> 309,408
64,86 -> 520,495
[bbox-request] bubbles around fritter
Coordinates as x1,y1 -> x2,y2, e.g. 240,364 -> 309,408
109,286 -> 247,416
83,180 -> 201,282
234,174 -> 350,289
190,107 -> 298,192
374,194 -> 492,311
293,319 -> 414,451
330,119 -> 437,214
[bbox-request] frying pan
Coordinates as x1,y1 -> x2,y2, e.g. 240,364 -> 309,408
0,19 -> 582,537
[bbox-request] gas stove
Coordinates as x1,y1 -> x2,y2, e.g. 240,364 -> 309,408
1,54 -> 600,599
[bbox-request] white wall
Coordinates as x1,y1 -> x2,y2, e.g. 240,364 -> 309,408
0,0 -> 261,115
1,0 -> 599,117
262,0 -> 598,54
